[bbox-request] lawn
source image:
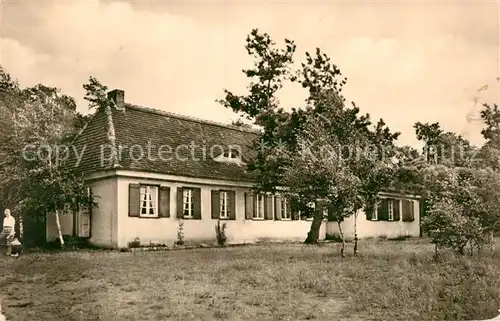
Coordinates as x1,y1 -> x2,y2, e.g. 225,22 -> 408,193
0,238 -> 499,321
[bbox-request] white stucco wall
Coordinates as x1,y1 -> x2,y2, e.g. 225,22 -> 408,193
45,178 -> 117,247
46,212 -> 73,242
326,199 -> 420,240
49,170 -> 419,248
88,178 -> 118,247
116,175 -> 326,248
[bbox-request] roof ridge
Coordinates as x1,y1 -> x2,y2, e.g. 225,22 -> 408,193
124,103 -> 261,135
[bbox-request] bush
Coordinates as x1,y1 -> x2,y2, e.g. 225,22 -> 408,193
128,237 -> 141,248
174,221 -> 184,246
325,233 -> 343,242
215,220 -> 227,246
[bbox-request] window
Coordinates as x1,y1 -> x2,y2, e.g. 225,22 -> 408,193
218,147 -> 242,163
220,191 -> 229,219
254,194 -> 265,219
183,188 -> 194,218
372,198 -> 401,221
230,149 -> 240,159
140,185 -> 158,217
130,184 -> 170,218
388,201 -> 394,221
281,197 -> 291,219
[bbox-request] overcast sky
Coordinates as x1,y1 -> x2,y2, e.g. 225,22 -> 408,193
1,0 -> 499,147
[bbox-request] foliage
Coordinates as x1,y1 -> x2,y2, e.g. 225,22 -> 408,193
175,221 -> 185,246
0,66 -> 91,215
414,121 -> 477,167
421,165 -> 500,254
215,220 -> 228,246
218,30 -> 399,249
128,237 -> 141,248
0,66 -> 95,248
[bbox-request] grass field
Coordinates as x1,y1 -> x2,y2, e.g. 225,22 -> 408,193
0,238 -> 499,321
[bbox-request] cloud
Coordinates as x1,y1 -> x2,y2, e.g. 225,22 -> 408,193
0,0 -> 498,148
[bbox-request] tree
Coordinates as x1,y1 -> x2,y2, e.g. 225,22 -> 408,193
218,30 -> 399,249
0,65 -> 93,247
414,122 -> 477,167
421,165 -> 500,255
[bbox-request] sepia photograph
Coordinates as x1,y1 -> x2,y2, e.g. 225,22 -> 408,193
0,0 -> 499,320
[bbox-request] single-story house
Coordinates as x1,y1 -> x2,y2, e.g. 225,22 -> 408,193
46,89 -> 421,248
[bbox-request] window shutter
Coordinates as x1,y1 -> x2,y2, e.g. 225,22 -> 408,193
211,190 -> 220,219
87,187 -> 93,239
193,188 -> 202,220
228,191 -> 236,220
393,199 -> 400,221
159,186 -> 171,218
402,200 -> 415,222
409,200 -> 415,222
274,195 -> 282,220
128,183 -> 140,217
244,192 -> 254,219
176,187 -> 184,218
378,199 -> 389,221
264,194 -> 274,220
291,197 -> 300,220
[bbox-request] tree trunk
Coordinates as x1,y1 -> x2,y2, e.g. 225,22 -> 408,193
55,209 -> 65,248
72,209 -> 77,237
353,211 -> 359,256
337,220 -> 345,258
304,208 -> 323,244
433,243 -> 439,261
490,230 -> 495,254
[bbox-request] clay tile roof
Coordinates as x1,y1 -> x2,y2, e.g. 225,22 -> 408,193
69,104 -> 260,182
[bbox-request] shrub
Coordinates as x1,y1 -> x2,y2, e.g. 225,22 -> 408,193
128,237 -> 141,248
325,233 -> 343,243
215,220 -> 227,246
174,221 -> 184,246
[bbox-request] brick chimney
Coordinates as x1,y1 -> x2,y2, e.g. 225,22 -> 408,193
107,89 -> 125,110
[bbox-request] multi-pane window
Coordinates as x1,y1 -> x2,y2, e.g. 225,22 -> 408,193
388,201 -> 394,221
254,194 -> 265,219
222,148 -> 241,160
183,188 -> 194,218
220,191 -> 229,219
372,198 -> 406,221
140,185 -> 158,217
281,197 -> 291,219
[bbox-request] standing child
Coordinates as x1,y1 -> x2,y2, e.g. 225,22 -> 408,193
0,209 -> 15,256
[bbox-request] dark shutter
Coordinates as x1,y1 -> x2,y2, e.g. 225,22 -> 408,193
378,199 -> 389,221
88,187 -> 93,239
128,183 -> 140,217
228,191 -> 236,220
402,200 -> 414,222
275,195 -> 282,220
393,199 -> 400,221
291,196 -> 300,220
264,194 -> 274,220
176,187 -> 184,218
409,200 -> 415,221
193,188 -> 201,219
159,186 -> 170,218
366,206 -> 373,220
245,192 -> 254,219
211,190 -> 220,219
